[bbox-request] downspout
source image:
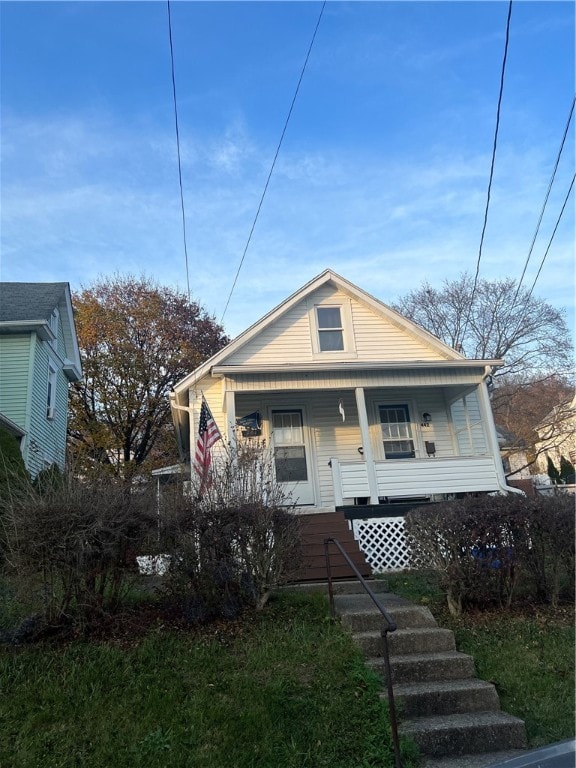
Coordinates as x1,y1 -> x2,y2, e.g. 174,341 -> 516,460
480,366 -> 524,496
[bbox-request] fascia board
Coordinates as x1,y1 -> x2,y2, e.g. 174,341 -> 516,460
0,320 -> 54,341
212,359 -> 504,375
60,286 -> 83,378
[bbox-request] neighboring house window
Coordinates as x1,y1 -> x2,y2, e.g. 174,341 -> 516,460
316,306 -> 344,351
47,362 -> 57,419
379,405 -> 415,459
49,308 -> 59,351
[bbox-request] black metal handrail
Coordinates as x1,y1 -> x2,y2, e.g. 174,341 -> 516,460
324,536 -> 402,768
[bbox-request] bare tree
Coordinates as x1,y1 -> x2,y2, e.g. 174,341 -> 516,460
394,274 -> 573,379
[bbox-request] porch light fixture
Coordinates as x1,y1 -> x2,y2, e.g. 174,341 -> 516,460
420,413 -> 432,428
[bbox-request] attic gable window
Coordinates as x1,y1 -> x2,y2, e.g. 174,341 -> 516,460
316,306 -> 344,352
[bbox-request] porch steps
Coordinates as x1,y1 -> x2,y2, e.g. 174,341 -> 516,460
331,586 -> 527,766
291,512 -> 372,582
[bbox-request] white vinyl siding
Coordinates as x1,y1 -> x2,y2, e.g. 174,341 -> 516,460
449,391 -> 488,456
0,334 -> 32,430
224,284 -> 454,367
27,338 -> 68,474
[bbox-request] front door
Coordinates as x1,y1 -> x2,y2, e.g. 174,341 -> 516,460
271,409 -> 315,505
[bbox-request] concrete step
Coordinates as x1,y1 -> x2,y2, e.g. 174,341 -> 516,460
336,596 -> 438,630
399,711 -> 527,758
353,627 -> 456,657
392,679 -> 501,717
281,579 -> 389,595
367,650 -> 476,685
422,750 -> 528,768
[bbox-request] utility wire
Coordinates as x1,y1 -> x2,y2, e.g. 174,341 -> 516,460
504,172 -> 575,353
511,96 -> 575,306
523,173 -> 575,304
167,0 -> 191,301
220,1 -> 327,324
458,0 -> 513,351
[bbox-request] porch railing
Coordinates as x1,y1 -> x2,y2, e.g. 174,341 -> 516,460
324,537 -> 402,768
330,455 -> 500,505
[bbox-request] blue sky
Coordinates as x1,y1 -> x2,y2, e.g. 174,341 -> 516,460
1,1 -> 574,341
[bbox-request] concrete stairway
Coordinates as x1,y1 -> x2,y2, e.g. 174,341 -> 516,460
331,583 -> 528,767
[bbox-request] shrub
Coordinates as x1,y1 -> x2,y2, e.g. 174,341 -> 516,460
405,496 -> 525,615
0,425 -> 29,498
559,455 -> 575,485
1,468 -> 157,631
160,442 -> 302,620
405,494 -> 575,614
517,494 -> 575,607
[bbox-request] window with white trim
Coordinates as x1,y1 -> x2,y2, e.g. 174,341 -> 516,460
379,405 -> 415,459
316,306 -> 344,352
47,362 -> 57,419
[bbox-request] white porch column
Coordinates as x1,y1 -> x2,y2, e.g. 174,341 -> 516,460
224,388 -> 237,455
188,388 -> 197,483
477,376 -> 507,488
355,387 -> 380,504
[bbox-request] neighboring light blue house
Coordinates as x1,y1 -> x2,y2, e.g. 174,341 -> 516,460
0,282 -> 82,477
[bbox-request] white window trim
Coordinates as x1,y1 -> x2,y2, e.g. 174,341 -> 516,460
49,308 -> 59,351
47,361 -> 57,420
308,298 -> 357,358
372,398 -> 423,460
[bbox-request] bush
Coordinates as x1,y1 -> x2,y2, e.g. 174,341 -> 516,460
404,494 -> 574,615
517,494 -> 574,607
1,468 -> 157,631
0,425 -> 29,499
160,443 -> 302,621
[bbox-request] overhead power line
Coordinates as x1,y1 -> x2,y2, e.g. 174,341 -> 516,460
459,0 -> 513,350
505,173 -> 575,346
220,1 -> 327,324
167,0 -> 191,301
523,173 -> 575,304
511,96 -> 575,306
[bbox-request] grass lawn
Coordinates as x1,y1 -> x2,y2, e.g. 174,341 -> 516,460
0,590 -> 418,768
385,570 -> 575,748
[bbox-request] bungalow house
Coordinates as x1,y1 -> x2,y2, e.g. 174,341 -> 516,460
170,270 -> 517,574
0,282 -> 82,478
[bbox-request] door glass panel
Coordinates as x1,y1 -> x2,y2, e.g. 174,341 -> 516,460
272,410 -> 308,482
275,446 -> 308,482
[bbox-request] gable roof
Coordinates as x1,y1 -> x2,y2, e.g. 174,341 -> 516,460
173,269 -> 502,394
0,282 -> 69,323
0,282 -> 82,381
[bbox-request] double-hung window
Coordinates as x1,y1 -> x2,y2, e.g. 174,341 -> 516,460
316,306 -> 344,352
379,405 -> 415,459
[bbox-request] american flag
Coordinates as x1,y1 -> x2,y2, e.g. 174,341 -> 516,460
194,398 -> 222,489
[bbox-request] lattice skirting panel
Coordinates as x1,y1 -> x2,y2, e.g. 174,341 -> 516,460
352,517 -> 412,572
